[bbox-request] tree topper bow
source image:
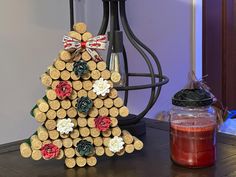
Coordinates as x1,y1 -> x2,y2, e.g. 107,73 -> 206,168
63,35 -> 107,62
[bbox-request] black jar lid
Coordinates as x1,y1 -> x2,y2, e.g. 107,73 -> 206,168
172,89 -> 213,107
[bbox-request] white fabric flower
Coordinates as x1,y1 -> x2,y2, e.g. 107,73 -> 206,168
56,118 -> 74,134
92,78 -> 111,96
108,136 -> 124,153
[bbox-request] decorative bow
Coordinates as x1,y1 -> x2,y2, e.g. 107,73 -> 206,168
63,35 -> 107,62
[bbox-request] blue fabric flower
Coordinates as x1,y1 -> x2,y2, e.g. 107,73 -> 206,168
73,60 -> 88,77
76,140 -> 94,157
76,96 -> 93,114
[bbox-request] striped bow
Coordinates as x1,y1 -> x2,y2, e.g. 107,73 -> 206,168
63,35 -> 107,62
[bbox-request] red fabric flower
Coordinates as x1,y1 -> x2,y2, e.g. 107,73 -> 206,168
55,81 -> 72,100
95,116 -> 112,132
40,143 -> 60,160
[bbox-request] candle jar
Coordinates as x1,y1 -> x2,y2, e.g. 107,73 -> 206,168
170,89 -> 217,168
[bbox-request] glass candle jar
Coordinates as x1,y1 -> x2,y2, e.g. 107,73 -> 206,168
170,89 -> 217,168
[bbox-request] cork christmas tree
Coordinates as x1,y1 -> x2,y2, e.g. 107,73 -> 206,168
20,22 -> 143,168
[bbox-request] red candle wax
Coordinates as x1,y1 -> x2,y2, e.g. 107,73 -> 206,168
170,117 -> 216,168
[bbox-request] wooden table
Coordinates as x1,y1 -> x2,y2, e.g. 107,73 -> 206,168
1,119 -> 236,177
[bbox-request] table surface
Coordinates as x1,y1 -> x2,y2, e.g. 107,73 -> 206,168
1,119 -> 236,177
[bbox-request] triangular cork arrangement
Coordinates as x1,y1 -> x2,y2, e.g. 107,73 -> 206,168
20,22 -> 143,168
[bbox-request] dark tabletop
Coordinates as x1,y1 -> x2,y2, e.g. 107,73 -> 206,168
1,119 -> 236,177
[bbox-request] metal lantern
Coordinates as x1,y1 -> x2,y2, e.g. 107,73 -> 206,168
69,0 -> 169,136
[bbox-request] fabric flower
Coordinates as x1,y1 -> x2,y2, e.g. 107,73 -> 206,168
73,60 -> 88,77
56,118 -> 74,134
108,136 -> 124,153
76,96 -> 93,114
55,81 -> 72,100
92,78 -> 111,96
95,116 -> 112,132
40,143 -> 60,160
76,140 -> 94,157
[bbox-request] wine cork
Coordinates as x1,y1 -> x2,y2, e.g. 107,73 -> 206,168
78,112 -> 87,118
54,59 -> 66,71
125,144 -> 134,154
77,118 -> 87,127
48,66 -> 60,80
65,62 -> 73,71
71,118 -> 78,128
81,72 -> 91,80
88,90 -> 97,100
83,136 -> 93,144
70,71 -> 79,80
30,135 -> 42,150
112,127 -> 122,137
60,133 -> 69,139
33,108 -> 46,123
73,138 -> 82,147
48,100 -> 60,110
37,99 -> 49,113
95,146 -> 104,156
72,81 -> 82,91
42,140 -> 52,145
93,137 -> 103,147
105,148 -> 114,157
69,90 -> 78,100
74,22 -> 87,34
31,149 -> 42,161
79,127 -> 90,137
101,70 -> 111,80
73,54 -> 82,62
119,106 -> 129,117
103,137 -> 111,147
104,98 -> 114,108
63,138 -> 73,148
82,80 -> 93,91
67,107 -> 77,118
116,148 -> 125,156
37,126 -> 49,141
61,70 -> 71,81
68,31 -> 82,41
40,73 -> 52,87
91,70 -> 101,80
52,139 -> 63,149
87,60 -> 96,71
46,109 -> 56,120
96,61 -> 106,71
76,157 -> 87,167
111,117 -> 118,127
20,143 -> 32,158
94,98 -> 104,109
133,136 -> 144,150
90,128 -> 100,138
64,148 -> 75,158
99,107 -> 109,116
56,149 -> 64,160
122,130 -> 133,144
48,130 -> 59,140
109,107 -> 119,117
111,72 -> 121,83
87,118 -> 95,128
70,129 -> 80,139
46,89 -> 57,101
59,50 -> 71,62
81,51 -> 91,61
45,119 -> 56,131
82,32 -> 93,41
86,156 -> 97,167
108,80 -> 114,89
51,80 -> 59,90
61,100 -> 71,110
102,129 -> 112,137
78,89 -> 88,98
108,88 -> 118,99
114,97 -> 124,108
65,158 -> 76,168
88,107 -> 98,117
56,108 -> 67,119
